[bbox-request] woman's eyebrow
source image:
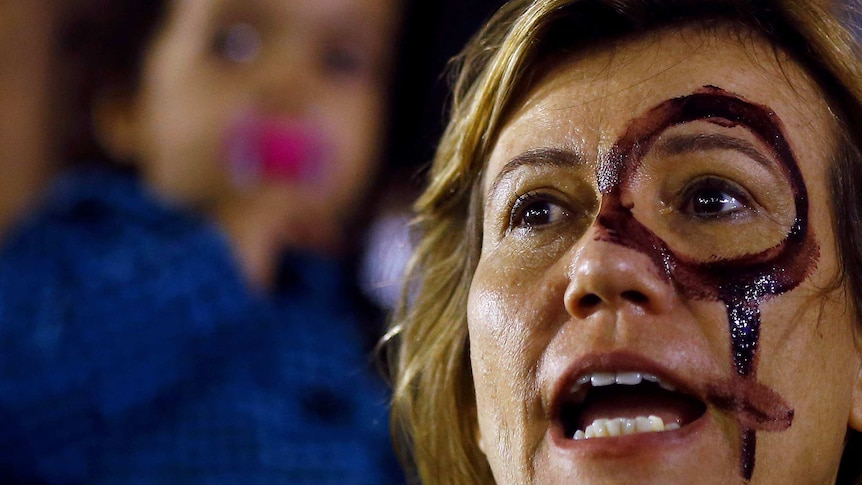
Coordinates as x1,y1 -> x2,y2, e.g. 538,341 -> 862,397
487,147 -> 584,197
653,132 -> 773,168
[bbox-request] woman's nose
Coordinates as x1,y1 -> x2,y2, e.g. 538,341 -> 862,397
563,227 -> 676,320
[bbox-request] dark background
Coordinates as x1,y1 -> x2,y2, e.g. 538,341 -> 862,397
386,0 -> 505,180
385,0 -> 862,183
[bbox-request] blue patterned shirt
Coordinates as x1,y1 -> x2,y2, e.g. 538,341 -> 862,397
0,168 -> 403,484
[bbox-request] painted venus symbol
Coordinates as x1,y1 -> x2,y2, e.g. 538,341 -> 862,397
595,86 -> 818,479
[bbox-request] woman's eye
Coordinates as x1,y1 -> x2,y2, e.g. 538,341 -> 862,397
212,23 -> 261,64
681,179 -> 749,219
510,194 -> 568,229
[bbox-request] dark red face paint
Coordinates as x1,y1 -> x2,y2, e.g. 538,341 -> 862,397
595,86 -> 819,479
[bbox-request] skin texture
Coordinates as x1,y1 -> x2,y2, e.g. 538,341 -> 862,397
99,0 -> 400,287
467,26 -> 862,484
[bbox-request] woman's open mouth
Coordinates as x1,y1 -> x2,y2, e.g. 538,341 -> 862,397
557,370 -> 707,441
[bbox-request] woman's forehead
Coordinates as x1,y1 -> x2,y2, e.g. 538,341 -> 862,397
484,25 -> 834,190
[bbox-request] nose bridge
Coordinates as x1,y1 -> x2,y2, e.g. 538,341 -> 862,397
563,225 -> 674,319
253,35 -> 319,116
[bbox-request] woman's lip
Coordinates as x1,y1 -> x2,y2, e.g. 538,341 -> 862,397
546,351 -> 794,444
548,351 -> 711,448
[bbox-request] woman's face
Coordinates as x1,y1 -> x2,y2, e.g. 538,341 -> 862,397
467,26 -> 862,484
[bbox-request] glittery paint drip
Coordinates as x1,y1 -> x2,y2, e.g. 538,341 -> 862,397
727,293 -> 761,377
595,86 -> 818,480
741,428 -> 757,480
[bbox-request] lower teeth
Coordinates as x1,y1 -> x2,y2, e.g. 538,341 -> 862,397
573,415 -> 681,440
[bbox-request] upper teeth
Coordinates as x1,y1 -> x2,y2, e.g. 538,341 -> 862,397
571,371 -> 676,395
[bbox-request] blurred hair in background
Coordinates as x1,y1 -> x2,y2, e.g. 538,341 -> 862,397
358,0 -> 505,311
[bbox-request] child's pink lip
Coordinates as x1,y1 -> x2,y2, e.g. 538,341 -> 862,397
258,125 -> 324,179
223,115 -> 330,186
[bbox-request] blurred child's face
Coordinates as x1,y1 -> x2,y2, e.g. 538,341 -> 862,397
124,0 -> 399,226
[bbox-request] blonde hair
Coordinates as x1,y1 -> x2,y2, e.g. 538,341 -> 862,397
385,1 -> 862,483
